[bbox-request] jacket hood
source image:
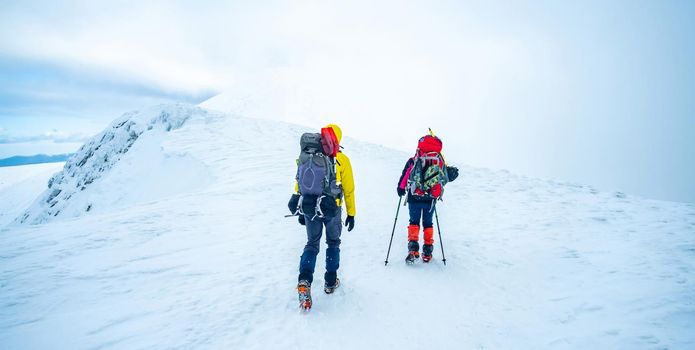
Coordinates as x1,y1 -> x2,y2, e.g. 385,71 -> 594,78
325,124 -> 342,143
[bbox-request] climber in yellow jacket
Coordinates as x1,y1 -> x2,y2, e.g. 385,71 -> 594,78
288,124 -> 355,308
292,124 -> 356,219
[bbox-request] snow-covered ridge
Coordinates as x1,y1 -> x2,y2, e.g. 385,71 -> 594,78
17,104 -> 210,224
1,101 -> 693,348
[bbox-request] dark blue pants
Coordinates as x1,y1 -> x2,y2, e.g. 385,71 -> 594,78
298,208 -> 342,285
408,201 -> 434,228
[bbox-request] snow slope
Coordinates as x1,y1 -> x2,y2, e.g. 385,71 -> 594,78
199,77 -> 322,127
1,104 -> 694,349
17,105 -> 213,224
0,163 -> 64,227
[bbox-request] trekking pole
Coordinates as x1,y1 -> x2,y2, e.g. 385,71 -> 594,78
384,196 -> 403,266
434,206 -> 447,265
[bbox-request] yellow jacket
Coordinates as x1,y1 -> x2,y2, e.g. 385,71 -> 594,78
294,125 -> 356,217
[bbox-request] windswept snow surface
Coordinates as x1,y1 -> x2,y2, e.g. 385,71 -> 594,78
1,104 -> 694,349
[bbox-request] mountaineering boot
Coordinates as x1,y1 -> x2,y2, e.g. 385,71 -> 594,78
324,271 -> 340,294
405,240 -> 420,264
405,251 -> 420,264
422,244 -> 434,263
324,278 -> 341,294
297,280 -> 312,310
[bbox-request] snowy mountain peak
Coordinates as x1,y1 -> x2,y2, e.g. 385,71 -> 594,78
2,103 -> 694,349
17,104 -> 211,224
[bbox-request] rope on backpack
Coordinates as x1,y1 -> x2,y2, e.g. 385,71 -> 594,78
312,195 -> 326,221
284,195 -> 305,218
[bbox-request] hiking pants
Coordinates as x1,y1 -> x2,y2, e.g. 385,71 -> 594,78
408,201 -> 434,228
408,201 -> 435,246
298,207 -> 342,284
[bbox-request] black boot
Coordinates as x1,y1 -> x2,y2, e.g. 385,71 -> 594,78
405,240 -> 420,264
324,279 -> 340,294
422,244 -> 434,263
324,272 -> 340,294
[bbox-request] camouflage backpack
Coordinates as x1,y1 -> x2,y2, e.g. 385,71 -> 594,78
408,135 -> 449,200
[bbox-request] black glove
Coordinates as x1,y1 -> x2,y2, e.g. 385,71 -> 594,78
447,166 -> 459,182
397,187 -> 406,197
345,215 -> 355,232
298,215 -> 306,226
288,194 -> 301,214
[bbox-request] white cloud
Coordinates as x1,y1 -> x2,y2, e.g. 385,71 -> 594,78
0,1 -> 263,93
0,1 -> 545,98
0,129 -> 89,144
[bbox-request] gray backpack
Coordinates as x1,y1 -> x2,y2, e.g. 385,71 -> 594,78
293,133 -> 342,219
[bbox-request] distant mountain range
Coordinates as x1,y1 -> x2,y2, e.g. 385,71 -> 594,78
0,154 -> 72,167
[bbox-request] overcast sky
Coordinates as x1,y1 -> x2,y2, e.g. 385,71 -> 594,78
0,0 -> 693,203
